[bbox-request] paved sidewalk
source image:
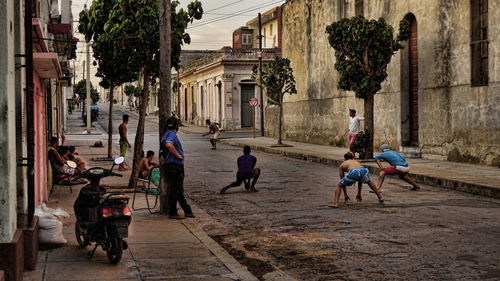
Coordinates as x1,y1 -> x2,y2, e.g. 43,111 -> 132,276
221,136 -> 500,199
24,110 -> 258,281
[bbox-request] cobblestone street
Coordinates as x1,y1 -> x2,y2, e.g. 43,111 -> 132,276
100,105 -> 500,281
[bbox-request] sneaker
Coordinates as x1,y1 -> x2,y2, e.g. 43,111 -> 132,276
168,215 -> 185,220
185,213 -> 196,218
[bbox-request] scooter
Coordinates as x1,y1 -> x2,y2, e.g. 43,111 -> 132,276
73,156 -> 132,264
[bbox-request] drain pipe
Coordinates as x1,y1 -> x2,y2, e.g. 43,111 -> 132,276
25,0 -> 35,226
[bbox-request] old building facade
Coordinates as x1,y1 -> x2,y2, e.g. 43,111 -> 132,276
179,47 -> 281,129
273,0 -> 499,166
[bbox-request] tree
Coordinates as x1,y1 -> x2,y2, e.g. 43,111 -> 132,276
79,0 -> 138,159
102,0 -> 202,189
326,16 -> 410,158
252,57 -> 297,145
74,79 -> 100,104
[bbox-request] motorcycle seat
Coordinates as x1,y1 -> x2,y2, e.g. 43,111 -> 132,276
100,193 -> 129,204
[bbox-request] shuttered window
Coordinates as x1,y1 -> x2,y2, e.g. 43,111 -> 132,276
338,0 -> 347,19
355,0 -> 363,17
471,0 -> 488,86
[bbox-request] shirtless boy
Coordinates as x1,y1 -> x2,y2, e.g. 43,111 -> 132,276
328,152 -> 384,208
202,119 -> 221,150
118,114 -> 131,171
138,150 -> 158,179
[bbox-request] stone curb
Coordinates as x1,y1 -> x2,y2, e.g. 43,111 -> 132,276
222,140 -> 500,200
182,220 -> 259,281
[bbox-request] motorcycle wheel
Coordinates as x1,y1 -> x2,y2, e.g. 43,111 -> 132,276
106,232 -> 123,264
75,222 -> 87,248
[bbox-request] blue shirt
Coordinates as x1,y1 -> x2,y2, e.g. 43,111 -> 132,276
374,150 -> 408,167
161,130 -> 184,165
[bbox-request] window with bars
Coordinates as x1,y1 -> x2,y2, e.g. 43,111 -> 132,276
338,0 -> 347,19
355,0 -> 363,17
242,34 -> 252,45
471,0 -> 488,86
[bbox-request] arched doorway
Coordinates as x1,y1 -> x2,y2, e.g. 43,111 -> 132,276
400,13 -> 419,146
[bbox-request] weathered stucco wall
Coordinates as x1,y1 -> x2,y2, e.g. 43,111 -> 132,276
276,0 -> 500,166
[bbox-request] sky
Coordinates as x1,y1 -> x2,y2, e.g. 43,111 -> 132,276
72,0 -> 286,50
71,0 -> 285,86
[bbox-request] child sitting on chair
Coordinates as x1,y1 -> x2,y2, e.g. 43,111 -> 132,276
138,150 -> 158,179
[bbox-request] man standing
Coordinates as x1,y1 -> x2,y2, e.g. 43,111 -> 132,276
348,109 -> 364,145
220,146 -> 261,194
203,119 -> 221,150
161,117 -> 195,219
374,144 -> 420,192
118,114 -> 131,171
329,152 -> 384,208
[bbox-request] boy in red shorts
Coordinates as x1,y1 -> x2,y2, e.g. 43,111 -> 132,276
374,144 -> 420,192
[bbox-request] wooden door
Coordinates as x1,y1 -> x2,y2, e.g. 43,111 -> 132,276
240,85 -> 254,127
409,18 -> 419,144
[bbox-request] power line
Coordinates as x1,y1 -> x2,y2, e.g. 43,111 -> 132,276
204,0 -> 245,13
189,1 -> 282,29
205,12 -> 254,16
188,0 -> 284,29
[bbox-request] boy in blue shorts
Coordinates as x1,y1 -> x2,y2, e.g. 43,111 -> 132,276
328,152 -> 384,208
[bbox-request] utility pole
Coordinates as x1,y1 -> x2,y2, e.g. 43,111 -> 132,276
177,71 -> 181,120
86,42 -> 92,133
158,0 -> 172,214
258,13 -> 264,136
82,60 -> 85,118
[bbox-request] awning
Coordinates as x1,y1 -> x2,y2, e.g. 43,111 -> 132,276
33,53 -> 63,79
32,18 -> 49,52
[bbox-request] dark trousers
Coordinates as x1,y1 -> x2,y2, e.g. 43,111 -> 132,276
164,162 -> 192,216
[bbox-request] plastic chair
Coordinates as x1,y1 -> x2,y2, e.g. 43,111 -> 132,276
132,168 -> 160,213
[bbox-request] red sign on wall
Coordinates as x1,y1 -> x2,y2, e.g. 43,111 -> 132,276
248,97 -> 258,107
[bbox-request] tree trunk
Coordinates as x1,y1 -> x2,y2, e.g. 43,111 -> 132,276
107,86 -> 114,159
158,0 -> 171,214
364,94 -> 374,159
128,68 -> 151,188
278,96 -> 283,145
82,99 -> 85,119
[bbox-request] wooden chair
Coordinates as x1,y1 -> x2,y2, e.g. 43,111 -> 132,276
132,168 -> 160,214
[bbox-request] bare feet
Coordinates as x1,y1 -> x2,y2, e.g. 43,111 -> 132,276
118,167 -> 128,171
409,186 -> 420,191
378,194 -> 385,203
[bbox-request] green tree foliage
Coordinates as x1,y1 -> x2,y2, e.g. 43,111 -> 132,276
252,57 -> 297,145
172,81 -> 180,93
79,0 -> 138,158
124,85 -> 143,97
326,16 -> 409,157
97,0 -> 203,187
74,79 -> 100,104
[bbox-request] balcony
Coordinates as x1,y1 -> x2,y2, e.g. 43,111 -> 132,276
181,48 -> 281,73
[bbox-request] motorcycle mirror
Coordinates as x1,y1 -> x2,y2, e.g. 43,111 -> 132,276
114,156 -> 125,165
67,160 -> 77,169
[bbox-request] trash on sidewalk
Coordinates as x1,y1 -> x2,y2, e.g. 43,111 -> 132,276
35,203 -> 69,245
